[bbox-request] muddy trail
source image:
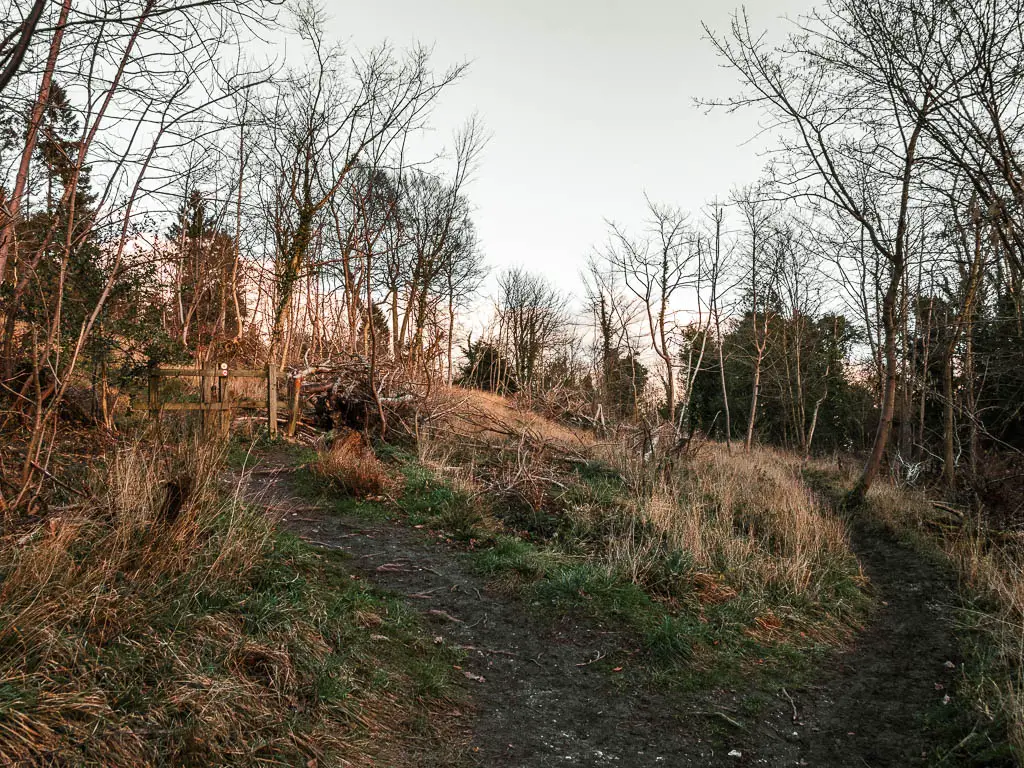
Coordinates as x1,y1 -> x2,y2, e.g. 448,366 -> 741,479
759,520 -> 968,766
240,462 -> 973,767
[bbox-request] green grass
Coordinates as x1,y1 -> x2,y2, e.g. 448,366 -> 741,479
395,461 -> 485,539
472,535 -> 565,580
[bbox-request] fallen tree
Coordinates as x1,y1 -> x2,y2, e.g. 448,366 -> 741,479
287,354 -> 427,439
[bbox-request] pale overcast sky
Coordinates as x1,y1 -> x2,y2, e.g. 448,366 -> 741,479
323,0 -> 818,298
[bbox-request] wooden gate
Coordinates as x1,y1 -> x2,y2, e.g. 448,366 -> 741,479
147,363 -> 289,436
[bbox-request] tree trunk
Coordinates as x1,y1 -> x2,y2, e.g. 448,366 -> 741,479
447,292 -> 456,386
745,346 -> 763,451
662,350 -> 676,424
794,318 -> 806,452
717,326 -> 731,451
0,0 -> 72,286
965,320 -> 978,478
803,321 -> 835,464
848,120 -> 924,505
941,349 -> 956,486
916,297 -> 933,457
804,395 -> 824,465
231,113 -> 246,342
849,264 -> 901,504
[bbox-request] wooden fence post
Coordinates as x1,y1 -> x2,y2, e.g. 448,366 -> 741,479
200,371 -> 211,431
148,369 -> 158,419
267,363 -> 278,437
218,362 -> 229,433
286,374 -> 302,437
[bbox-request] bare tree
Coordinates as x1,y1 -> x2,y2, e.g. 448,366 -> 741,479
704,200 -> 734,450
732,189 -> 783,451
0,0 -> 280,509
494,267 -> 570,393
707,4 -> 937,501
259,5 -> 465,366
582,255 -> 645,421
605,198 -> 695,423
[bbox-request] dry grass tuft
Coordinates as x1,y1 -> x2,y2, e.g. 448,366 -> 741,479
593,444 -> 866,643
656,446 -> 857,600
864,481 -> 935,531
314,429 -> 394,497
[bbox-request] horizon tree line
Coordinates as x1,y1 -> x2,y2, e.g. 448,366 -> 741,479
2,0 -> 1024,515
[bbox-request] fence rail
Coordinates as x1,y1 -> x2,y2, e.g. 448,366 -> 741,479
147,363 -> 288,436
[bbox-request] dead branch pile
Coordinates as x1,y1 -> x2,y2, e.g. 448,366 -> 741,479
289,355 -> 427,439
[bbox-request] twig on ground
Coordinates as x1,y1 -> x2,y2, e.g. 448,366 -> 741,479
30,460 -> 89,499
407,587 -> 445,599
575,651 -> 606,667
696,711 -> 745,729
305,539 -> 338,549
937,726 -> 977,764
248,466 -> 298,476
427,609 -> 464,623
456,645 -> 517,657
781,687 -> 799,723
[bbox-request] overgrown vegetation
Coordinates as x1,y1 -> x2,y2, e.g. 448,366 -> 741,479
0,439 -> 460,767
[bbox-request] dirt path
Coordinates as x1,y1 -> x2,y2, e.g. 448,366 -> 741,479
273,498 -> 742,765
240,465 -> 974,767
760,521 -> 968,766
